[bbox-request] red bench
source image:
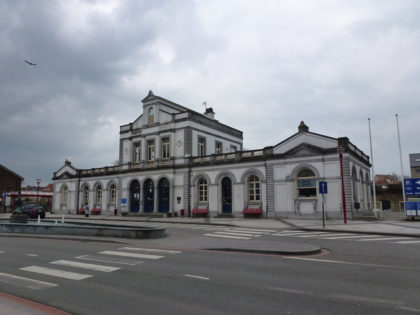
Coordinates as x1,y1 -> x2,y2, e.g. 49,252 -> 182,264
91,208 -> 101,215
192,208 -> 209,217
243,207 -> 262,218
77,208 -> 85,215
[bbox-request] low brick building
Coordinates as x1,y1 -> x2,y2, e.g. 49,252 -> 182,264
0,164 -> 23,195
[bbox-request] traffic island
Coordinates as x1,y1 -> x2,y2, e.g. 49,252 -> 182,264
205,241 -> 322,256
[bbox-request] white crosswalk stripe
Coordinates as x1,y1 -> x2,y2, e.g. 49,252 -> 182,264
20,266 -> 92,280
119,247 -> 181,254
99,251 -> 164,260
203,233 -> 251,240
50,260 -> 120,272
273,230 -> 420,245
0,272 -> 57,290
214,231 -> 261,237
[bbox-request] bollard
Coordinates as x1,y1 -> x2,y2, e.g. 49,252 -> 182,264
37,215 -> 40,224
62,214 -> 64,224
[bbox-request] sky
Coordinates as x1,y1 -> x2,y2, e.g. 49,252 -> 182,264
1,0 -> 419,187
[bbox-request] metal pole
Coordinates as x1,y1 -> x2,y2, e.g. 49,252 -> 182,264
322,194 -> 325,228
339,150 -> 347,224
368,118 -> 377,211
395,114 -> 406,208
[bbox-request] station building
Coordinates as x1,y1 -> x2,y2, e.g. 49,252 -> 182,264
52,91 -> 373,219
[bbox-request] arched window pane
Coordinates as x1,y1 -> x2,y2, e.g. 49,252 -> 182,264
96,186 -> 102,204
297,169 -> 316,197
198,178 -> 207,202
110,184 -> 116,204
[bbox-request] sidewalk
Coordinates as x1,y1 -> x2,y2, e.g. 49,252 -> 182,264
4,213 -> 418,237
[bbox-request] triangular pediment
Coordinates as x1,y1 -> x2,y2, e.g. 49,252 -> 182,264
283,143 -> 326,158
55,161 -> 77,178
273,131 -> 337,155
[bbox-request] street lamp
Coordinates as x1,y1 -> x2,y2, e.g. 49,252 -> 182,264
337,147 -> 347,224
36,179 -> 41,205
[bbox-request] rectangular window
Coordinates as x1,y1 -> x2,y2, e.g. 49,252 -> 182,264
230,145 -> 237,152
198,137 -> 206,156
147,140 -> 155,161
133,142 -> 141,163
161,137 -> 170,160
215,141 -> 222,155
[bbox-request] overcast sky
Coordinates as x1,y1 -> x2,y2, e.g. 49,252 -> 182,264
1,0 -> 419,186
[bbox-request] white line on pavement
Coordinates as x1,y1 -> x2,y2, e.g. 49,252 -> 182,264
203,233 -> 250,240
297,233 -> 356,238
358,237 -> 412,242
184,274 -> 210,280
214,231 -> 261,237
227,228 -> 277,233
20,266 -> 92,280
75,255 -> 142,266
0,272 -> 57,290
322,235 -> 379,240
26,254 -> 39,257
99,251 -> 164,260
51,260 -> 120,272
393,240 -> 420,244
224,229 -> 265,235
272,232 -> 327,236
119,247 -> 181,254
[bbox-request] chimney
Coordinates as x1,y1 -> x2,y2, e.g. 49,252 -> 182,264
204,107 -> 215,120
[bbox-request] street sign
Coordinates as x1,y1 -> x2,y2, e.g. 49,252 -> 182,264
404,179 -> 420,196
405,201 -> 420,217
121,198 -> 127,207
319,181 -> 328,194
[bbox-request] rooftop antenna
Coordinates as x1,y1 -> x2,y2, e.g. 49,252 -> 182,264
203,101 -> 207,111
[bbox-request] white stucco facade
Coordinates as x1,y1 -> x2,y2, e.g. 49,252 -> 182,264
53,92 -> 373,219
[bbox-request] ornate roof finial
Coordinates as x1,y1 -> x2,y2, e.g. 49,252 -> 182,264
298,121 -> 309,133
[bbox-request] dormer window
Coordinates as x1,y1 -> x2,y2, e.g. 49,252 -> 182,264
148,107 -> 155,124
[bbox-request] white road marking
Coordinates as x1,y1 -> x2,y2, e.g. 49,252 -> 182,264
393,239 -> 420,244
204,233 -> 250,240
269,287 -> 313,296
330,294 -> 404,306
75,255 -> 141,266
297,233 -> 356,238
20,266 -> 92,280
119,247 -> 181,254
0,251 -> 4,253
358,237 -> 412,242
322,235 -> 379,240
397,306 -> 420,313
224,229 -> 264,235
273,232 -> 327,236
184,274 -> 210,280
228,228 -> 277,233
51,260 -> 120,272
214,231 -> 261,237
99,251 -> 164,260
0,272 -> 57,290
26,254 -> 38,257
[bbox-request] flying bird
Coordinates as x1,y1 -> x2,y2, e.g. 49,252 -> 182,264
24,60 -> 37,66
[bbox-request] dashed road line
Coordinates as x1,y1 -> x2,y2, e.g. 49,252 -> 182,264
184,274 -> 210,280
214,231 -> 261,237
75,255 -> 142,266
203,233 -> 250,240
119,247 -> 181,254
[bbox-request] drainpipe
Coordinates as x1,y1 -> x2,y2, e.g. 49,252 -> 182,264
264,162 -> 268,219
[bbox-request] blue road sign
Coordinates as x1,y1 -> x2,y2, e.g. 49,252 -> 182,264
404,179 -> 420,196
121,198 -> 127,207
319,181 -> 328,194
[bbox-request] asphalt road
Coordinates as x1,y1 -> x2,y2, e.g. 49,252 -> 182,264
1,224 -> 420,314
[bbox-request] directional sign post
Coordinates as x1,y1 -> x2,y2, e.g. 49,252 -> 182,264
319,181 -> 328,228
404,179 -> 420,196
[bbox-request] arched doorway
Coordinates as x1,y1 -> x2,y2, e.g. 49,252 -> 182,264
158,178 -> 170,213
144,179 -> 154,213
130,180 -> 140,212
222,177 -> 232,213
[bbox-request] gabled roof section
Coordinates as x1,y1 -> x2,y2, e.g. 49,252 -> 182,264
282,143 -> 330,158
54,160 -> 78,179
0,164 -> 24,181
273,122 -> 337,155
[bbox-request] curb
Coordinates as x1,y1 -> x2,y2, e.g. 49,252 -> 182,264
205,246 -> 322,256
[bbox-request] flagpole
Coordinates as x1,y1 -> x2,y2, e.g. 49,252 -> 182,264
395,114 -> 406,209
368,118 -> 377,212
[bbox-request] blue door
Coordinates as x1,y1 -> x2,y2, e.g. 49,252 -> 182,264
222,177 -> 232,213
130,180 -> 140,212
144,179 -> 154,213
158,178 -> 170,213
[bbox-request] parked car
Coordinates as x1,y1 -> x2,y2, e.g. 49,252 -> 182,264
20,204 -> 46,219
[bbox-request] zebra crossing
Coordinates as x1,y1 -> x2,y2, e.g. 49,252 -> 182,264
204,227 -> 277,240
273,230 -> 420,245
0,247 -> 180,291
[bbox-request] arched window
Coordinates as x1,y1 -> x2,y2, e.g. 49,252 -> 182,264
60,185 -> 68,205
83,186 -> 89,205
148,107 -> 155,124
296,169 -> 316,198
96,185 -> 102,205
109,184 -> 116,204
198,178 -> 208,203
248,175 -> 260,202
